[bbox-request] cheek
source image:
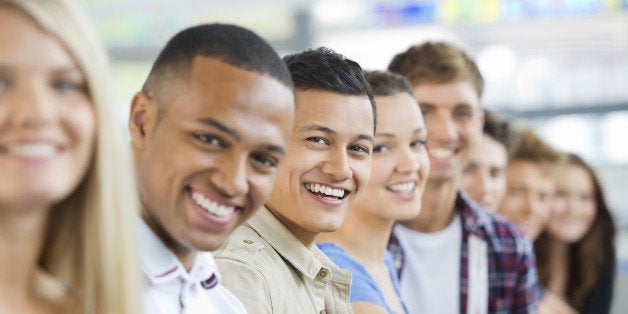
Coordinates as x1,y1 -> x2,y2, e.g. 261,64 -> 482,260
250,173 -> 276,203
583,203 -> 597,223
500,196 -> 519,213
353,160 -> 372,187
64,103 -> 96,154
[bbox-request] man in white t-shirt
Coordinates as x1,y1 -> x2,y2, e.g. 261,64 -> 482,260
128,23 -> 295,313
387,42 -> 540,313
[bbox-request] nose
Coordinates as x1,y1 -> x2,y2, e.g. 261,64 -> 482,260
395,146 -> 420,174
211,153 -> 249,197
523,193 -> 548,220
11,83 -> 56,128
321,148 -> 352,181
426,112 -> 456,143
475,169 -> 491,199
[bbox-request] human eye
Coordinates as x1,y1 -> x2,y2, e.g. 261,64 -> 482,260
251,153 -> 279,172
453,106 -> 473,120
489,167 -> 503,178
410,139 -> 426,149
580,193 -> 593,202
418,105 -> 431,117
306,136 -> 329,145
194,133 -> 223,147
52,78 -> 86,94
348,144 -> 371,156
373,144 -> 390,154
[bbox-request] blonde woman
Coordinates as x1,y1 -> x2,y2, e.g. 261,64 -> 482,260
317,71 -> 429,314
0,0 -> 141,313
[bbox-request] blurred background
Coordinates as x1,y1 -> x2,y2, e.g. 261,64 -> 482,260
79,0 -> 628,311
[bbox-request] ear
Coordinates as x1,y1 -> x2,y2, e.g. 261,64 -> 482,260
128,91 -> 158,150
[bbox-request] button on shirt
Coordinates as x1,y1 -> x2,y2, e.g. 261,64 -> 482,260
214,205 -> 353,313
140,221 -> 247,314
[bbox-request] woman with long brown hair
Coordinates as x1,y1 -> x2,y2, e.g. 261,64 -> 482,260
536,153 -> 616,313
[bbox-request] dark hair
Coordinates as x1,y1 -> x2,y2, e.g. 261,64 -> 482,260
142,23 -> 293,100
535,153 -> 616,311
365,70 -> 413,97
482,109 -> 520,156
283,47 -> 376,129
388,41 -> 484,99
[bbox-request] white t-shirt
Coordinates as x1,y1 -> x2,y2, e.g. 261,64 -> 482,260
394,214 -> 462,314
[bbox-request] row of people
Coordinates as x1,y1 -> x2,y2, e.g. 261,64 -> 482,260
0,0 -> 616,313
460,111 -> 617,313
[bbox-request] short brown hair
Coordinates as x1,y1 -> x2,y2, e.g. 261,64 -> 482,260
388,41 -> 484,98
510,126 -> 563,176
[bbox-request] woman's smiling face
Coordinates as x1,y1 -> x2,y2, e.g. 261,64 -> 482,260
0,7 -> 95,213
354,92 -> 429,222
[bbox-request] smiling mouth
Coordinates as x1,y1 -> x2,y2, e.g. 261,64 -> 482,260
386,181 -> 416,193
428,147 -> 456,159
303,183 -> 349,200
190,190 -> 241,218
1,142 -> 59,158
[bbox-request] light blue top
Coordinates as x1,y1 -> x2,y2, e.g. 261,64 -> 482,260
317,242 -> 407,314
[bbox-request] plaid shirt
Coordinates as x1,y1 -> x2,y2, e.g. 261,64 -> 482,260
389,192 -> 540,313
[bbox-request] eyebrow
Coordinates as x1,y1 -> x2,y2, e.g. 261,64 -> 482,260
263,144 -> 286,155
419,102 -> 475,109
299,124 -> 336,134
376,128 -> 427,138
197,117 -> 240,141
300,123 -> 373,144
198,117 -> 285,154
357,134 -> 374,144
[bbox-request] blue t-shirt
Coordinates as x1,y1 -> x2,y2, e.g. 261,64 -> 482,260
317,242 -> 407,314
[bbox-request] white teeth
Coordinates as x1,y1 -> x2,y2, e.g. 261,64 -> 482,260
191,191 -> 235,218
304,183 -> 345,198
429,148 -> 454,159
7,143 -> 56,158
388,182 -> 416,193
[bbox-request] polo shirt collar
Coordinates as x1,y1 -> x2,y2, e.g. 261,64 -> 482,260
139,219 -> 220,289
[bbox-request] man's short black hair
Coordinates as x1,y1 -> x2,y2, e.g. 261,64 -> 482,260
283,47 -> 376,130
483,109 -> 520,156
142,23 -> 293,101
365,70 -> 413,97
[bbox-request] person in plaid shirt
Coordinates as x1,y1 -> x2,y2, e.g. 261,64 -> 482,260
387,42 -> 540,313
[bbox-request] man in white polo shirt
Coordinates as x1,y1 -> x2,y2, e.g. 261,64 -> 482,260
128,23 -> 295,313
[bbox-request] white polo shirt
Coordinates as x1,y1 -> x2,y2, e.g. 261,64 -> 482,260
140,221 -> 247,314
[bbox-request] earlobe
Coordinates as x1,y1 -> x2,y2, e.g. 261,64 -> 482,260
128,91 -> 157,150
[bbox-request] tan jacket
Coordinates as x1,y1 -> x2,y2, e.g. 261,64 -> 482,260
214,206 -> 353,314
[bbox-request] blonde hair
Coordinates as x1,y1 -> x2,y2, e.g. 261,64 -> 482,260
0,0 -> 141,313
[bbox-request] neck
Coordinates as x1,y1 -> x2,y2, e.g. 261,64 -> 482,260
401,178 -> 458,233
266,206 -> 318,249
318,207 -> 393,262
0,206 -> 50,304
546,238 -> 571,296
141,211 -> 196,271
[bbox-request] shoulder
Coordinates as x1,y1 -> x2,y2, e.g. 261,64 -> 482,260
317,242 -> 365,274
214,224 -> 272,266
317,243 -> 380,303
459,193 -> 532,254
214,230 -> 276,313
